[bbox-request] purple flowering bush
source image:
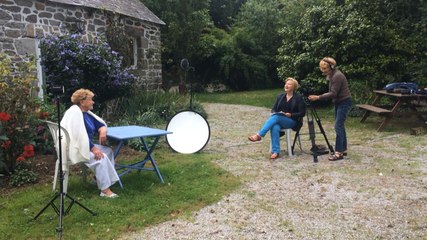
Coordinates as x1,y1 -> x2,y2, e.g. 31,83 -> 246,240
39,34 -> 136,109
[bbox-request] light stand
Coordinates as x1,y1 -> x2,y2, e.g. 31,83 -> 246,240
34,90 -> 96,239
180,58 -> 195,110
292,97 -> 334,162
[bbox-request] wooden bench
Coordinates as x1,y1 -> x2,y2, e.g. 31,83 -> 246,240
356,104 -> 391,114
356,104 -> 393,131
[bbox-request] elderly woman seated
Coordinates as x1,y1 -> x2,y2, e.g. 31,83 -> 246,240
61,88 -> 120,198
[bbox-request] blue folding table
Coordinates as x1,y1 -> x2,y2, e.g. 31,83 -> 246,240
107,126 -> 172,184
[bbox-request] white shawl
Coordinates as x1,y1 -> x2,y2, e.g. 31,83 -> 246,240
60,105 -> 106,170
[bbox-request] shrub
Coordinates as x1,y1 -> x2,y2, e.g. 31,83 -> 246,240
109,90 -> 208,126
9,163 -> 38,187
0,53 -> 40,175
38,34 -> 136,110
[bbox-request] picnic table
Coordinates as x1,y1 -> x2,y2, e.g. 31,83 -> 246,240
356,90 -> 427,131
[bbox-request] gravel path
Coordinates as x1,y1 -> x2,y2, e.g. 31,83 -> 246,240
120,103 -> 427,240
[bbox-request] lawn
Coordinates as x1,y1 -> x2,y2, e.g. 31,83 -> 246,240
0,144 -> 239,239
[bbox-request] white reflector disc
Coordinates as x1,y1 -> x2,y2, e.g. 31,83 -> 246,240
166,110 -> 210,154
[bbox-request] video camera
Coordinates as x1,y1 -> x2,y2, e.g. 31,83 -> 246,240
49,86 -> 64,95
46,83 -> 64,96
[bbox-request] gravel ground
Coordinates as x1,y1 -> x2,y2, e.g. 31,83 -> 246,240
120,103 -> 427,240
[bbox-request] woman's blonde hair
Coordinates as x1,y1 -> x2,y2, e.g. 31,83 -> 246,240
285,77 -> 299,91
71,88 -> 94,105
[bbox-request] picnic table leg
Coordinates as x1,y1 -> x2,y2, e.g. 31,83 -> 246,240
361,94 -> 383,122
377,116 -> 392,131
406,100 -> 427,122
360,111 -> 371,123
376,99 -> 403,131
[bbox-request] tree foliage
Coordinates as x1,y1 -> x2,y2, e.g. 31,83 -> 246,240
220,0 -> 284,90
209,0 -> 246,30
142,0 -> 213,87
277,0 -> 427,101
144,0 -> 426,95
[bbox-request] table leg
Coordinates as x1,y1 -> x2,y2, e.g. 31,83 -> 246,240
406,100 -> 426,122
377,99 -> 403,131
140,137 -> 164,183
377,116 -> 392,131
112,137 -> 165,183
110,140 -> 124,188
360,112 -> 371,123
113,140 -> 125,158
361,94 -> 382,122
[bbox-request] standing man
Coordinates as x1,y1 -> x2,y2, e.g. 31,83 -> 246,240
308,57 -> 352,161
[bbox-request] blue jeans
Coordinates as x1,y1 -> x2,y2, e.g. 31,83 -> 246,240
258,114 -> 296,154
334,98 -> 352,152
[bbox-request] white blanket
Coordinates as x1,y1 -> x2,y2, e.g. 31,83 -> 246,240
60,105 -> 106,170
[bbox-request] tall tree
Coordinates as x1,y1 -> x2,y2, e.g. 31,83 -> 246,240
142,0 -> 213,87
219,0 -> 285,90
209,0 -> 246,30
277,0 -> 427,100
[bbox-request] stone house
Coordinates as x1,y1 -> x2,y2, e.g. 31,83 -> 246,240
0,0 -> 165,96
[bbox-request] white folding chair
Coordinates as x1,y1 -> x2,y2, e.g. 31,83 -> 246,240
269,128 -> 295,157
45,121 -> 87,193
269,119 -> 303,157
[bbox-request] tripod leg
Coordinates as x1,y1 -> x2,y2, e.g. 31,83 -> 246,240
65,194 -> 97,216
57,193 -> 64,239
313,154 -> 318,163
34,192 -> 96,220
315,118 -> 334,153
33,192 -> 61,220
311,106 -> 335,153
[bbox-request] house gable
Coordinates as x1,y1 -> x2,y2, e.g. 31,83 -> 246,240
0,0 -> 164,91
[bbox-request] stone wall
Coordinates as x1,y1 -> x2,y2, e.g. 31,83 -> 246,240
0,0 -> 163,89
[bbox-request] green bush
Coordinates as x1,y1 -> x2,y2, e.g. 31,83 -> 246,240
110,90 -> 207,126
9,163 -> 37,187
0,53 -> 40,174
38,34 -> 136,111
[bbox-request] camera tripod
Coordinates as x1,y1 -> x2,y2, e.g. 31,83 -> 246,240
33,93 -> 96,239
291,97 -> 334,162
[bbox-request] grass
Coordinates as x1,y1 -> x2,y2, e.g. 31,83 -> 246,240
196,89 -> 280,108
0,145 -> 240,239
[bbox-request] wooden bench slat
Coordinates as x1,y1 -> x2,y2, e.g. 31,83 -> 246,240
356,104 -> 391,114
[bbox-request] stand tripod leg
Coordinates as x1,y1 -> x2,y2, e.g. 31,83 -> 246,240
314,116 -> 334,153
300,98 -> 335,162
58,192 -> 64,239
313,154 -> 318,163
309,104 -> 335,154
33,192 -> 61,220
33,192 -> 97,220
64,194 -> 97,216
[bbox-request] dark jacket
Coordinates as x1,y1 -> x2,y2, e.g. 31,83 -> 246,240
271,92 -> 306,131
